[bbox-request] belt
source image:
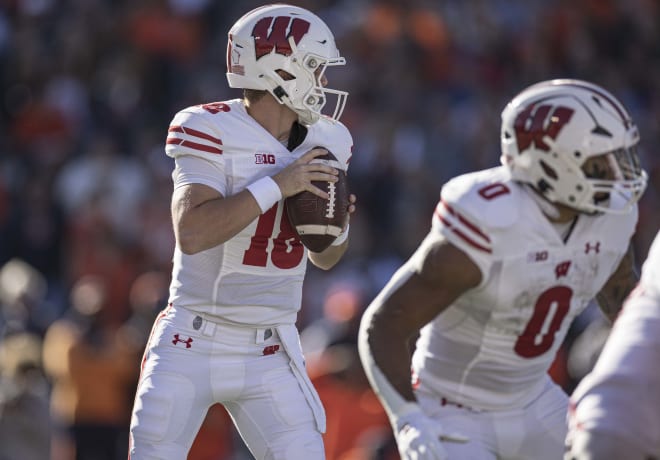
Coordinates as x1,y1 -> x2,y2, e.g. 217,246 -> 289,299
169,305 -> 277,344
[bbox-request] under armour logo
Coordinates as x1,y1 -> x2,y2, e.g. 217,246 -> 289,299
262,345 -> 280,356
172,334 -> 193,348
585,242 -> 600,254
555,260 -> 572,279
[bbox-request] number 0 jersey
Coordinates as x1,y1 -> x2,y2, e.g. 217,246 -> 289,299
164,99 -> 352,326
410,166 -> 637,410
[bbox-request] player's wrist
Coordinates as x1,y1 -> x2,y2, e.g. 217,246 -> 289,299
247,176 -> 282,213
331,223 -> 350,246
392,402 -> 426,430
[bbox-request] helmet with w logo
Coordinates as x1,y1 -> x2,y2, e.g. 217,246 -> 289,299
226,4 -> 348,125
500,79 -> 647,214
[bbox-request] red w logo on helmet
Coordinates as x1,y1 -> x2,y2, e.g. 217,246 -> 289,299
514,104 -> 574,152
252,16 -> 311,59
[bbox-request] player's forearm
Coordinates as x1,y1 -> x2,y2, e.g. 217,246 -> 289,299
175,190 -> 262,254
596,245 -> 639,322
358,302 -> 418,422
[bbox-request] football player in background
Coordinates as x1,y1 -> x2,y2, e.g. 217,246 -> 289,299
129,4 -> 355,459
358,79 -> 647,460
566,229 -> 660,460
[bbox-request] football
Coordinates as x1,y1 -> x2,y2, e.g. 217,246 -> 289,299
285,150 -> 349,252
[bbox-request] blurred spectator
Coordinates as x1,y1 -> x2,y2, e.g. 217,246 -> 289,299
304,281 -> 395,460
0,332 -> 51,460
42,275 -> 141,460
187,404 -> 238,460
120,270 -> 169,348
311,344 -> 395,460
0,258 -> 50,337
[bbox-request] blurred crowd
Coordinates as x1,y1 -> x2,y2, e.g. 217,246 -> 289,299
1,0 -> 660,458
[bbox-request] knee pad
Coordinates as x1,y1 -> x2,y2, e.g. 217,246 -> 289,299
130,372 -> 201,458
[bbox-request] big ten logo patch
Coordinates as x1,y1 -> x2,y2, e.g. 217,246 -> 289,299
255,153 -> 276,164
527,250 -> 549,263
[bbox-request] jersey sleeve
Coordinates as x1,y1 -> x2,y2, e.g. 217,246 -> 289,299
640,231 -> 660,295
166,107 -> 228,195
331,121 -> 353,172
430,174 -> 516,285
312,118 -> 353,172
165,107 -> 225,161
172,154 -> 226,195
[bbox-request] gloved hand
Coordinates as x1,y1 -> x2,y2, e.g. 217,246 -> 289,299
394,408 -> 469,460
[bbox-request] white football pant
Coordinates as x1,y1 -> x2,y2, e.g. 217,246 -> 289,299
129,306 -> 325,460
415,377 -> 568,460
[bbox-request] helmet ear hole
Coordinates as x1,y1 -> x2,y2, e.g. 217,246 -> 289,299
537,179 -> 553,193
276,69 -> 295,81
539,160 -> 558,180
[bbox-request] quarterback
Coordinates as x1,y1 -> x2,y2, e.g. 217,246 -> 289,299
128,4 -> 355,459
358,79 -> 647,459
566,229 -> 660,460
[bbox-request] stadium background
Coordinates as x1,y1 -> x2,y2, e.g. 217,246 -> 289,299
0,0 -> 659,458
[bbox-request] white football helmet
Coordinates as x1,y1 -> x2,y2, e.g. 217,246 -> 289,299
226,4 -> 348,125
501,79 -> 647,214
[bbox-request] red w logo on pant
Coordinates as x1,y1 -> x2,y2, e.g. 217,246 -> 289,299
262,345 -> 280,356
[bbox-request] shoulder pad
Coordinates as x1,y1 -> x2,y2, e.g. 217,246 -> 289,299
309,118 -> 353,171
641,233 -> 660,287
440,167 -> 521,230
165,104 -> 228,161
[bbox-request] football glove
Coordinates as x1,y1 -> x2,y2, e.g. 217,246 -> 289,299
395,408 -> 469,460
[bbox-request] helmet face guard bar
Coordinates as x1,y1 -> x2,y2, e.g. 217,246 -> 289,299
285,40 -> 348,124
579,147 -> 647,214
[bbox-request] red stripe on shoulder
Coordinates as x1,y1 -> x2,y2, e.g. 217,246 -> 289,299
440,200 -> 491,243
434,210 -> 492,254
169,125 -> 223,146
166,138 -> 223,155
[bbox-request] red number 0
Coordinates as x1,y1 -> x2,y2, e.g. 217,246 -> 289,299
478,183 -> 510,200
242,203 -> 304,269
514,286 -> 572,358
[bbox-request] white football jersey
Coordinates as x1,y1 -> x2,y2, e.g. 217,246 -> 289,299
164,99 -> 352,326
568,231 -> 660,453
410,166 -> 637,410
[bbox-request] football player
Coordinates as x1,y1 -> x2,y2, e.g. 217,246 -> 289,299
566,229 -> 660,460
358,79 -> 647,460
129,4 -> 356,459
